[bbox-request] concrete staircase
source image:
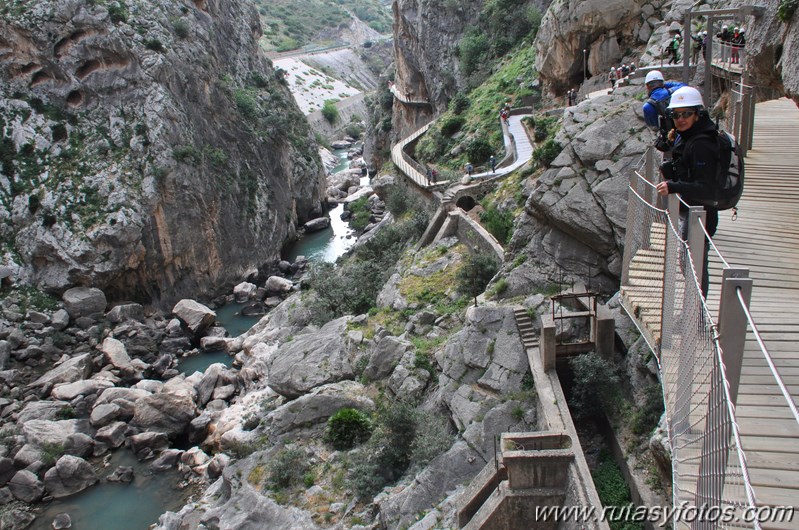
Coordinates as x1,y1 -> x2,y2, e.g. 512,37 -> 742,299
513,307 -> 539,350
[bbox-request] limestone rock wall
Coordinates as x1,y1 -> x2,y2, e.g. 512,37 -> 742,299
535,0 -> 662,95
503,87 -> 650,295
0,0 -> 325,305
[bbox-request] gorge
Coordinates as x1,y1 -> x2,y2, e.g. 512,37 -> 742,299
2,0 -> 798,529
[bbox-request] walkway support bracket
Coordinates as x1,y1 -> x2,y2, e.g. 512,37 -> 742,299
717,268 -> 752,406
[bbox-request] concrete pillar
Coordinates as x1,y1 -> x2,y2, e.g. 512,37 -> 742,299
541,315 -> 556,371
595,306 -> 615,357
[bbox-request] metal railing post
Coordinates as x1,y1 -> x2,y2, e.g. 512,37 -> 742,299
622,169 -> 640,286
717,268 -> 752,405
704,15 -> 714,106
687,206 -> 707,291
683,9 -> 693,82
660,194 -> 680,357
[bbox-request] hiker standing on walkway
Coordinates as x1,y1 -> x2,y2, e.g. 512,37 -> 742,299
489,155 -> 497,173
465,163 -> 474,177
656,86 -> 719,296
731,27 -> 745,64
642,70 -> 685,151
608,67 -> 617,89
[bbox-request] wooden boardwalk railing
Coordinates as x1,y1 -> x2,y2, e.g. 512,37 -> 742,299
622,98 -> 799,529
705,98 -> 799,528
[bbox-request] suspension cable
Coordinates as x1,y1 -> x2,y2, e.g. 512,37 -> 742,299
736,287 -> 799,426
628,184 -> 667,213
698,216 -> 732,269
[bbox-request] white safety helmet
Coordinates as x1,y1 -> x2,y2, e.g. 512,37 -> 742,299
739,28 -> 745,33
734,26 -> 740,32
722,24 -> 728,30
667,86 -> 704,109
703,31 -> 708,36
610,66 -> 616,70
645,70 -> 665,84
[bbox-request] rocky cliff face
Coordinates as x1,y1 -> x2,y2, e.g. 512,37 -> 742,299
0,0 -> 325,305
535,0 -> 655,95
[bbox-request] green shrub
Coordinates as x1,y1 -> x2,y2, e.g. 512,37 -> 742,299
347,196 -> 371,231
466,135 -> 493,164
592,452 -> 642,530
321,99 -> 339,124
107,2 -> 128,23
173,19 -> 190,38
267,448 -> 308,490
631,383 -> 664,435
449,92 -> 470,115
533,139 -> 562,168
568,353 -> 621,419
385,186 -> 415,217
144,38 -> 165,53
457,253 -> 499,299
778,0 -> 798,21
344,122 -> 363,140
440,115 -> 465,137
234,89 -> 258,117
480,202 -> 514,245
325,408 -> 372,450
458,30 -> 488,76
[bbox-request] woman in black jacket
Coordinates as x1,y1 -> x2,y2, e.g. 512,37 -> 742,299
656,86 -> 719,296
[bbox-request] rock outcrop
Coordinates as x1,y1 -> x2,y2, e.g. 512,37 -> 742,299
535,0 -> 653,94
0,0 -> 325,306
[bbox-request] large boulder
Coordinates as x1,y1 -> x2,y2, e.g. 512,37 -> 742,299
233,282 -> 258,303
21,419 -> 92,449
302,217 -> 331,233
377,441 -> 485,529
51,379 -> 114,401
43,455 -> 98,498
172,300 -> 216,335
132,392 -> 198,439
101,337 -> 148,377
363,335 -> 412,381
8,470 -> 44,503
267,316 -> 355,398
264,381 -> 374,436
27,353 -> 94,395
106,303 -> 145,324
264,276 -> 293,295
62,287 -> 107,318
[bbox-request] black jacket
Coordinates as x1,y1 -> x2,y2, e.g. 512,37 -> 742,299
666,114 -> 720,235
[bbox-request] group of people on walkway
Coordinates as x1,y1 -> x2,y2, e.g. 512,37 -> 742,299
716,25 -> 746,64
608,62 -> 636,88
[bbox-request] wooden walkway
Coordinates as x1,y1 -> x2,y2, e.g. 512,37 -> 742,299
705,97 -> 799,528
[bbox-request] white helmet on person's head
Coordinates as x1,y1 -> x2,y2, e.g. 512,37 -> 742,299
667,86 -> 704,109
722,24 -> 728,30
645,70 -> 665,84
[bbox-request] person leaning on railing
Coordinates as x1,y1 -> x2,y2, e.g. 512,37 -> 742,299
655,86 -> 719,296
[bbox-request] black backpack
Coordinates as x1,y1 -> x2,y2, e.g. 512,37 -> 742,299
687,130 -> 745,211
646,87 -> 677,135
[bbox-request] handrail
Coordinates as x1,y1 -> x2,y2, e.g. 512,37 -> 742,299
736,287 -> 799,427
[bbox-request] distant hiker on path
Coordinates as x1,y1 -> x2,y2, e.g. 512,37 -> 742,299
608,67 -> 617,88
465,163 -> 473,177
489,155 -> 497,173
642,70 -> 685,151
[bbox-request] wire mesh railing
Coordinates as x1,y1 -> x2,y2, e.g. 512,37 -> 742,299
620,146 -> 764,528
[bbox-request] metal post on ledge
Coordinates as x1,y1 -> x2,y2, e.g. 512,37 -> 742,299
683,9 -> 693,84
687,206 -> 707,291
704,14 -> 714,107
716,268 -> 752,405
660,193 -> 680,356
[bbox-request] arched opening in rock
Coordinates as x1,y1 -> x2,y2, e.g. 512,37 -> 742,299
456,196 -> 477,212
66,90 -> 84,107
29,70 -> 51,88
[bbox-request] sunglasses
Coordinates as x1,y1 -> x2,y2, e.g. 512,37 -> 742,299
671,110 -> 696,119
